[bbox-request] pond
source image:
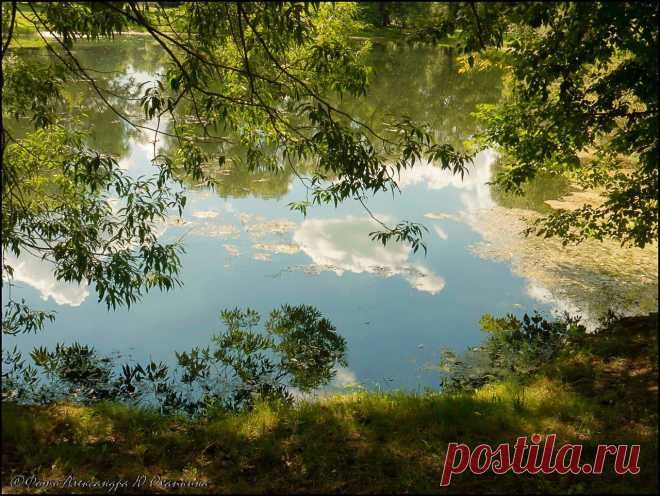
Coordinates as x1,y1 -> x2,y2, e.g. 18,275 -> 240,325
4,37 -> 655,393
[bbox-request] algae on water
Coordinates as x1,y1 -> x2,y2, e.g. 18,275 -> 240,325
466,205 -> 658,321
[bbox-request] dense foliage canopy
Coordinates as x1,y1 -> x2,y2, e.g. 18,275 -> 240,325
414,1 -> 658,247
2,2 -> 469,334
1,2 -> 658,338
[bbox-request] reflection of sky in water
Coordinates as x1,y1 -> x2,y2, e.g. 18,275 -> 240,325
4,252 -> 89,307
2,43 -> 563,391
293,216 -> 445,295
3,142 -> 557,390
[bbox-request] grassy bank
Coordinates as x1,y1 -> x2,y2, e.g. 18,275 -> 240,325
2,314 -> 657,493
6,3 -> 180,49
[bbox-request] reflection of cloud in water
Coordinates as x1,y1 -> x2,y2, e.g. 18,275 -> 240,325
164,210 -> 239,239
526,283 -> 597,332
293,216 -> 445,295
116,140 -> 158,172
289,367 -> 360,400
5,253 -> 89,307
192,210 -> 219,219
332,367 -> 359,388
115,65 -> 162,89
433,225 -> 448,240
189,223 -> 240,238
239,213 -> 297,240
398,149 -> 496,211
223,244 -> 240,257
424,212 -> 460,221
253,243 -> 300,255
5,199 -> 170,308
117,156 -> 133,171
527,284 -> 581,316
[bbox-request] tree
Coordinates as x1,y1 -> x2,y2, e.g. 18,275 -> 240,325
357,2 -> 440,30
1,2 -> 473,334
439,311 -> 586,393
415,2 -> 658,247
3,305 -> 347,414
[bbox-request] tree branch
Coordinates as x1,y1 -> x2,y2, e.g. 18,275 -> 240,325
1,1 -> 17,59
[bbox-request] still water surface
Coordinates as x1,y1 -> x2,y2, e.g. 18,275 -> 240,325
5,38 -> 564,391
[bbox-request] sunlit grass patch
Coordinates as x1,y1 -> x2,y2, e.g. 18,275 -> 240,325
2,314 -> 657,493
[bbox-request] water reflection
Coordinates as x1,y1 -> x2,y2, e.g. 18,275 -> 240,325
293,216 -> 445,295
10,37 -> 637,392
332,367 -> 359,388
433,225 -> 449,241
335,42 -> 503,149
239,214 -> 297,240
170,40 -> 504,198
8,39 -> 504,203
4,253 -> 89,307
399,149 -> 496,212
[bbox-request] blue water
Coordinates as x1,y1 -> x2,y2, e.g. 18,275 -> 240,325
3,40 -> 554,392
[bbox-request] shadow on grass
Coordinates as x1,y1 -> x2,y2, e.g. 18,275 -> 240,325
2,314 -> 657,494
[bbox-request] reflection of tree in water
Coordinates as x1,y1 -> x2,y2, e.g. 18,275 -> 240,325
9,39 -> 503,201
187,42 -> 501,190
5,38 -> 167,160
6,305 -> 347,414
172,41 -> 504,199
334,41 -> 503,150
196,163 -> 294,199
71,38 -> 168,157
489,157 -> 572,213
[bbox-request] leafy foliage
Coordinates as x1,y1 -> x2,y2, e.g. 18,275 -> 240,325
370,221 -> 429,255
3,312 -> 657,494
439,311 -> 587,393
31,342 -> 117,401
2,126 -> 186,310
415,2 -> 659,247
2,305 -> 346,414
1,299 -> 56,336
178,304 -> 347,410
1,54 -> 65,127
2,1 -> 476,334
357,2 -> 442,31
2,345 -> 39,402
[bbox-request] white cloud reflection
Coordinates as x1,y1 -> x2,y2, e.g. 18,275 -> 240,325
399,148 -> 497,211
332,367 -> 359,388
433,225 -> 449,240
526,283 -> 599,332
293,216 -> 445,294
5,253 -> 89,307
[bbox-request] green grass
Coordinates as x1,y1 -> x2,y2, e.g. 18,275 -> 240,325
6,3 -> 180,49
11,4 -> 42,35
4,3 -> 45,48
2,314 -> 657,493
350,26 -> 410,41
